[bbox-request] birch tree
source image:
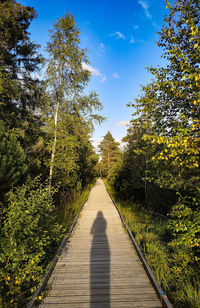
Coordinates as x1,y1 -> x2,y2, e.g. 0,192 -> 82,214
46,13 -> 90,185
46,13 -> 104,186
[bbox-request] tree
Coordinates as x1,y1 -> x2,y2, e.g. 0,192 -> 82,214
0,0 -> 47,178
127,0 -> 200,257
0,0 -> 44,128
98,131 -> 121,177
45,13 -> 104,186
0,121 -> 27,193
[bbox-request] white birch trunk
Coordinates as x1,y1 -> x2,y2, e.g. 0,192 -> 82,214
49,101 -> 59,185
49,66 -> 63,187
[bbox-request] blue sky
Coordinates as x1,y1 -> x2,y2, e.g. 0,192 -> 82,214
19,0 -> 168,146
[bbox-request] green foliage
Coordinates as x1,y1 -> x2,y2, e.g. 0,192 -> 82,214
57,182 -> 94,227
109,0 -> 200,268
46,12 -> 90,90
168,195 -> 200,260
0,178 -> 64,306
0,121 -> 27,191
107,3 -> 200,305
45,12 -> 104,186
45,103 -> 100,189
0,0 -> 44,128
109,124 -> 176,212
105,179 -> 200,307
98,131 -> 121,177
0,3 -> 103,306
0,0 -> 47,180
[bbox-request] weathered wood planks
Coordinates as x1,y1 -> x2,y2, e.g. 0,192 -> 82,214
39,179 -> 163,308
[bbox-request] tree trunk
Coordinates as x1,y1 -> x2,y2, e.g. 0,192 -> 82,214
49,64 -> 63,188
49,101 -> 59,186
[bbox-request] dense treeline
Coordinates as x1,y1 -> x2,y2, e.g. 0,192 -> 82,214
108,0 -> 200,306
0,1 -> 103,306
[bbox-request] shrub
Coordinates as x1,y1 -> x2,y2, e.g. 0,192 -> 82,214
0,178 -> 64,306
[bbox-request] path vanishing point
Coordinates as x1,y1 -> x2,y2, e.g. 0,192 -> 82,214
40,178 -> 163,308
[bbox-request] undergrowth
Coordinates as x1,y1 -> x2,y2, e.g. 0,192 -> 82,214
104,180 -> 200,308
57,182 -> 94,228
0,180 -> 94,307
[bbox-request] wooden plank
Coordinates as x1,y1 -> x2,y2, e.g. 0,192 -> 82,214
48,287 -> 156,296
49,282 -> 155,289
43,293 -> 161,303
40,302 -> 163,308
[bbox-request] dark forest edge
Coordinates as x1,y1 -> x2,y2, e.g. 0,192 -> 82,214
0,0 -> 103,306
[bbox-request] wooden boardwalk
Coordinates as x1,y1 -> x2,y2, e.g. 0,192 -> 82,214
40,179 -> 163,308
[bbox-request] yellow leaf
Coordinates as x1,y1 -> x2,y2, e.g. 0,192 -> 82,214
194,43 -> 198,48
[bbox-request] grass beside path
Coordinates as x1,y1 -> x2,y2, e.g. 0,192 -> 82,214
57,182 -> 95,230
104,179 -> 200,308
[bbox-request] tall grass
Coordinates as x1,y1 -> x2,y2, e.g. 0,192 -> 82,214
57,182 -> 94,230
105,180 -> 200,308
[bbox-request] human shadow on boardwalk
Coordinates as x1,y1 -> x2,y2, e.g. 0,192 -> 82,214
90,211 -> 110,308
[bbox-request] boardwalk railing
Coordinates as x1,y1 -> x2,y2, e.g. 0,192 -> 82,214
107,190 -> 173,308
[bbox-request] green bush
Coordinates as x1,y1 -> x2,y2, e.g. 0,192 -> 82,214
0,178 -> 64,306
118,201 -> 200,307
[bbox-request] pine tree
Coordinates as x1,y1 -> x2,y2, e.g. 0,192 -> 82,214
0,0 -> 46,177
0,121 -> 27,192
0,0 -> 44,128
98,131 -> 121,177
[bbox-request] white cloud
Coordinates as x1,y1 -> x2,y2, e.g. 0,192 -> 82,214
130,36 -> 135,44
100,74 -> 107,83
113,73 -> 120,79
117,120 -> 130,127
110,31 -> 125,40
82,62 -> 101,76
82,62 -> 107,83
116,31 -> 125,40
100,43 -> 105,51
138,0 -> 152,19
